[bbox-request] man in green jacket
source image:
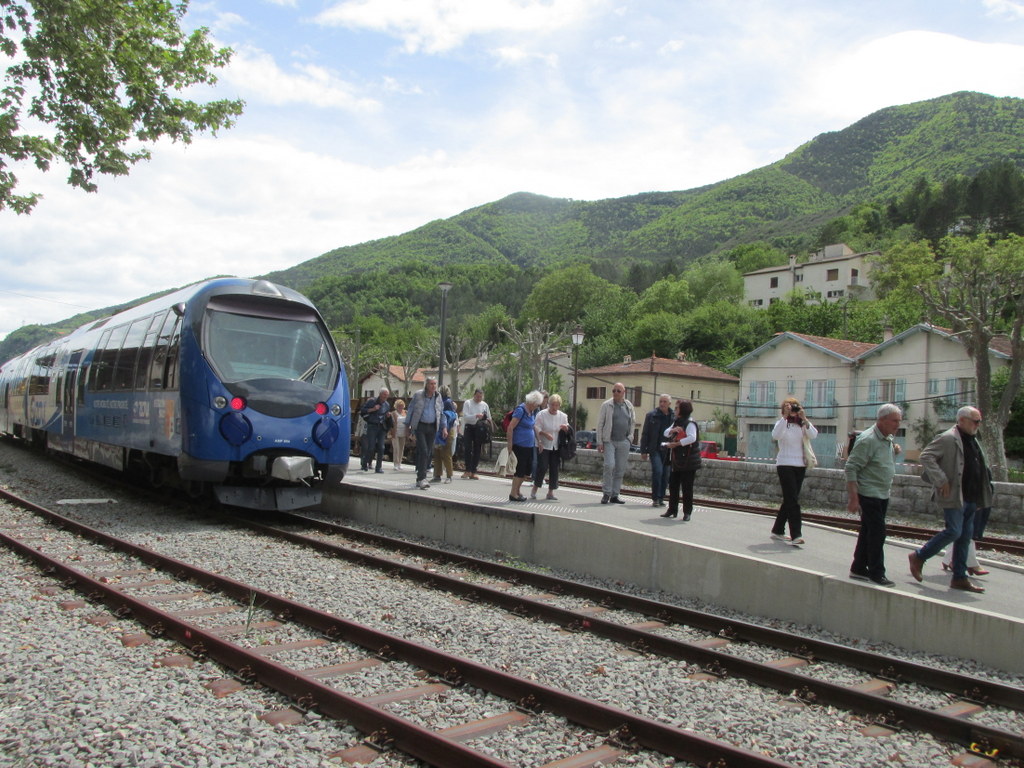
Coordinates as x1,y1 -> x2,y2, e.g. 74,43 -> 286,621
846,403 -> 903,586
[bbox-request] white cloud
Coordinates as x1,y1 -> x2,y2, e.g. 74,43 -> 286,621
315,0 -> 601,53
983,0 -> 1024,19
792,31 -> 1024,126
224,46 -> 382,111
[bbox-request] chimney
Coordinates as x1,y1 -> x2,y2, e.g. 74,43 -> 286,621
623,354 -> 632,364
882,315 -> 893,341
675,352 -> 687,362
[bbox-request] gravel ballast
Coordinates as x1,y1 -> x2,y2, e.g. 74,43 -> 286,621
1,441 -> 1022,768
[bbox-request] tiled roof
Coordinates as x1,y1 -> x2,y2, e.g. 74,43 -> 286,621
786,332 -> 878,360
581,354 -> 739,382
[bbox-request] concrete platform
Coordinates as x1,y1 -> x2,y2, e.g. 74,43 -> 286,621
323,469 -> 1024,675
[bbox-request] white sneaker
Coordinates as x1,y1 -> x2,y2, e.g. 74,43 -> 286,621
442,477 -> 451,484
417,480 -> 430,489
770,533 -> 786,541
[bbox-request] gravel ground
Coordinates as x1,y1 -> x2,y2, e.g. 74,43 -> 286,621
1,441 -> 1022,768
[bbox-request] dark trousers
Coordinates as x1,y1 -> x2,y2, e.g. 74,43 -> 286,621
414,420 -> 436,482
365,423 -> 386,471
533,449 -> 560,490
463,423 -> 486,474
773,465 -> 806,538
851,494 -> 888,580
667,469 -> 696,517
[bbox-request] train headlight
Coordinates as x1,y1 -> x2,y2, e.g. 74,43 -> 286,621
314,401 -> 328,416
213,396 -> 227,409
330,404 -> 342,416
230,396 -> 246,411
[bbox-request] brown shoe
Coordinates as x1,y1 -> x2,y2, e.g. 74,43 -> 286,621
950,578 -> 985,593
908,552 -> 924,582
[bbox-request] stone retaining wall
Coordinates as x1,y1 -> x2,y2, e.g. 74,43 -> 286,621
494,444 -> 1024,531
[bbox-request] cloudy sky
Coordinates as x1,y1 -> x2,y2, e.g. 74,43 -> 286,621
3,0 -> 1024,341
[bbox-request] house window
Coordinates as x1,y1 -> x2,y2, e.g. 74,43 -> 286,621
586,386 -> 606,400
769,297 -> 779,304
878,379 -> 898,402
769,276 -> 779,288
850,268 -> 859,285
690,389 -> 701,400
827,268 -> 839,281
826,289 -> 845,298
748,299 -> 764,307
927,378 -> 938,395
625,386 -> 642,406
795,273 -> 804,282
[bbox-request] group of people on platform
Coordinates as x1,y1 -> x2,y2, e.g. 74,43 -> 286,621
770,398 -> 993,594
360,380 -> 995,595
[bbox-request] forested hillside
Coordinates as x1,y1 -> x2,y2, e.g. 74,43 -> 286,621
4,91 -> 1024,376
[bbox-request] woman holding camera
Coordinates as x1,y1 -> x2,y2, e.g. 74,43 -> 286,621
771,397 -> 817,545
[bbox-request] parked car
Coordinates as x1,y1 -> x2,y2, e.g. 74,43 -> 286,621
699,440 -> 739,460
575,430 -> 598,449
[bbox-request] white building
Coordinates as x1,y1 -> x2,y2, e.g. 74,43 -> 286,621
728,325 -> 1012,465
743,243 -> 878,307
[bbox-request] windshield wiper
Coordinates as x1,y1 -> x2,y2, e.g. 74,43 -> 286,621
299,343 -> 327,383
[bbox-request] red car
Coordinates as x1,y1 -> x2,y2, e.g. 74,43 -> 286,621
700,440 -> 738,460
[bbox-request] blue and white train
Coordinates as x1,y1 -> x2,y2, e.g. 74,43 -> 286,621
0,278 -> 350,510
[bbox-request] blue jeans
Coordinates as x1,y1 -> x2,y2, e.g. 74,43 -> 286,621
916,502 -> 977,580
650,449 -> 669,502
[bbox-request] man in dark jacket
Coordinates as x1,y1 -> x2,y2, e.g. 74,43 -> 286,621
359,388 -> 390,473
640,394 -> 674,507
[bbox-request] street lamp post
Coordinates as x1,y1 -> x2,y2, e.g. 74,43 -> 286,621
437,282 -> 453,392
570,324 -> 585,431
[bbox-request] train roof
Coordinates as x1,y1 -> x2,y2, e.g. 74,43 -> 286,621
2,279 -> 317,369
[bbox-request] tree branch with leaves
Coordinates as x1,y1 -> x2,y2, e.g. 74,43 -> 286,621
1,0 -> 244,213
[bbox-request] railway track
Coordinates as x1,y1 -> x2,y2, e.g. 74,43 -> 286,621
0,487 -> 796,768
3,477 -> 1021,766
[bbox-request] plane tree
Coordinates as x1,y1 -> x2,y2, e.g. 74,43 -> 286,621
1,0 -> 243,213
872,235 -> 1024,480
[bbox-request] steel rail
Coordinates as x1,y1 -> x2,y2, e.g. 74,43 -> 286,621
272,510 -> 1024,712
234,511 -> 1024,762
0,488 -> 795,768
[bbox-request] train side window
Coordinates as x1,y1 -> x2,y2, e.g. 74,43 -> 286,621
150,312 -> 181,390
113,318 -> 150,391
164,320 -> 181,391
96,325 -> 128,392
87,329 -> 114,392
134,312 -> 166,390
29,352 -> 56,395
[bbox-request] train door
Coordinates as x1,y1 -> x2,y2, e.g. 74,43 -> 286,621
62,350 -> 83,442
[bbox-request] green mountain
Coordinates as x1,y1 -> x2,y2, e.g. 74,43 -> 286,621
4,91 -> 1023,364
266,91 -> 1024,290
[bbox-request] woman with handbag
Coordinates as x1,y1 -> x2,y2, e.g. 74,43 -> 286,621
770,397 -> 818,545
661,399 -> 701,520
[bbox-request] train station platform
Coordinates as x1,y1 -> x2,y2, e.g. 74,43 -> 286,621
323,469 -> 1024,675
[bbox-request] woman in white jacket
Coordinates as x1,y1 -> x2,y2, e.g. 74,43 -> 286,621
771,397 -> 817,545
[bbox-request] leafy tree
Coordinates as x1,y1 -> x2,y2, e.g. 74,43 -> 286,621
627,311 -> 687,359
722,242 -> 788,275
1,0 -> 243,213
678,300 -> 770,367
872,236 -> 1024,479
630,275 -> 693,319
521,264 -> 621,326
680,257 -> 744,306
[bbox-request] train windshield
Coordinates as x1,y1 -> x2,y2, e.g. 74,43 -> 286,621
204,303 -> 339,388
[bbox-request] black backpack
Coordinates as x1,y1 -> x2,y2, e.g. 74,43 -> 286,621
558,426 -> 577,460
